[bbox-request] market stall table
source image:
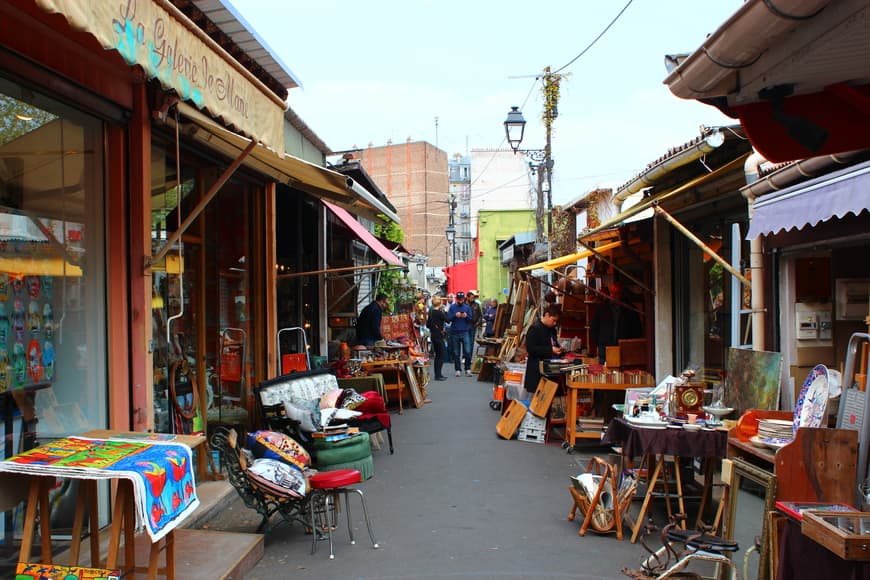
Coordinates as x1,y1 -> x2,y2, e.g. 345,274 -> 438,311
361,359 -> 412,413
564,375 -> 656,450
602,417 -> 728,543
0,430 -> 203,579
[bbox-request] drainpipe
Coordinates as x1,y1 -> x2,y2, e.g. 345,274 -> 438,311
613,129 -> 725,205
742,150 -> 767,351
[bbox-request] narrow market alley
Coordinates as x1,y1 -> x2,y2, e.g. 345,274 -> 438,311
197,372 -> 757,580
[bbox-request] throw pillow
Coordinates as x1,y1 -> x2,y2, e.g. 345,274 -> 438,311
248,430 -> 311,470
340,389 -> 367,410
319,388 -> 344,410
283,399 -> 319,432
246,457 -> 306,498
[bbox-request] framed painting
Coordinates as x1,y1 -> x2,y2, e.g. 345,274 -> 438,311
404,364 -> 424,408
724,348 -> 783,415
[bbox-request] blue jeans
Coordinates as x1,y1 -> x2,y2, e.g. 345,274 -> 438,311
450,330 -> 473,372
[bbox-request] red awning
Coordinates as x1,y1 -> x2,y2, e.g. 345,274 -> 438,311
322,200 -> 404,268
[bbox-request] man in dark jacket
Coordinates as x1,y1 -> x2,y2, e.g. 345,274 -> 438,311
467,290 -> 483,338
523,304 -> 564,396
447,291 -> 475,377
356,293 -> 388,346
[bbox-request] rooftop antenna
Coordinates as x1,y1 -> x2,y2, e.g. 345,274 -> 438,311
434,116 -> 439,148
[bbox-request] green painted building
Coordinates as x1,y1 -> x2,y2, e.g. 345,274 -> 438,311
477,209 -> 537,302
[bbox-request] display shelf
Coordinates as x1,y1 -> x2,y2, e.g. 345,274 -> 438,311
564,378 -> 656,446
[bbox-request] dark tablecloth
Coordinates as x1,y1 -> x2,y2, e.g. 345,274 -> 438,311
777,517 -> 870,580
602,417 -> 728,458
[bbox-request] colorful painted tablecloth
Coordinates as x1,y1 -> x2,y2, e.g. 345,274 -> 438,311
0,436 -> 198,541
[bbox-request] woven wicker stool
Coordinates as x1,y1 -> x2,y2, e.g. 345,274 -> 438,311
308,468 -> 378,559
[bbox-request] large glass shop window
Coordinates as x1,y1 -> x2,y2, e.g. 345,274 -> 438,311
0,78 -> 107,451
151,144 -> 253,435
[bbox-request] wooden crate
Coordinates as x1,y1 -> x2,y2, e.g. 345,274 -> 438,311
529,378 -> 558,418
496,400 -> 528,439
802,510 -> 870,561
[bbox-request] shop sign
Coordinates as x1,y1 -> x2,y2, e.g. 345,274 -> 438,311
35,0 -> 285,152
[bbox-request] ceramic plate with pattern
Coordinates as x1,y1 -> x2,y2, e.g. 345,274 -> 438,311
793,364 -> 829,433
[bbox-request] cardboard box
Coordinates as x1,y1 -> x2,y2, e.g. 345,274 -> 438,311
529,378 -> 558,418
496,400 -> 528,439
796,346 -> 835,366
618,338 -> 648,367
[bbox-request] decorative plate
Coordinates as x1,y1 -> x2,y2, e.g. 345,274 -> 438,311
761,436 -> 793,450
750,435 -> 768,449
793,364 -> 829,433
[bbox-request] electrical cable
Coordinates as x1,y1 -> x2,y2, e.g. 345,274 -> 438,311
553,0 -> 635,75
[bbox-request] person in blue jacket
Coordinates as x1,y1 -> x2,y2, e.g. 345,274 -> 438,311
447,291 -> 475,377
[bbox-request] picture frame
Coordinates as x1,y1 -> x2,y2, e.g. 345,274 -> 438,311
835,278 -> 870,320
404,364 -> 424,408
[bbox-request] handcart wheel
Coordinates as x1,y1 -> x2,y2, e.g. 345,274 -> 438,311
561,441 -> 570,450
489,401 -> 500,411
566,445 -> 575,454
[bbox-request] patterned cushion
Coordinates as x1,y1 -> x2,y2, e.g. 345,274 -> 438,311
248,430 -> 311,470
246,458 -> 306,498
340,389 -> 367,410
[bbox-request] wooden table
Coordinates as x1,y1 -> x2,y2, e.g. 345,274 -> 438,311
602,418 -> 728,543
362,359 -> 412,413
2,430 -> 203,579
564,377 -> 655,449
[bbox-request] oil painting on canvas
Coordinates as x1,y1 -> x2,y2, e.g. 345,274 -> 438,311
724,348 -> 783,414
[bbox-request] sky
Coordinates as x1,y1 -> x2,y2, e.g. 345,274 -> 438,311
229,0 -> 745,206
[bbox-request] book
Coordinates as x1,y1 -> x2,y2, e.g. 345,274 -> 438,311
775,500 -> 857,521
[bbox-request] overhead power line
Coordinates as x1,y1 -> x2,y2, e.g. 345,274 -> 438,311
553,0 -> 635,74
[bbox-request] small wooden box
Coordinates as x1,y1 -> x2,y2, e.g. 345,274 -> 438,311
529,378 -> 558,418
802,510 -> 870,561
496,400 -> 528,439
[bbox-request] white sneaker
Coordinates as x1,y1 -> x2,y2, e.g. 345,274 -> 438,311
466,370 -> 473,377
455,370 -> 461,377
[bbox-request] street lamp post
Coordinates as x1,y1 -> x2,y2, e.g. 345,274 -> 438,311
504,107 -> 554,257
445,224 -> 456,267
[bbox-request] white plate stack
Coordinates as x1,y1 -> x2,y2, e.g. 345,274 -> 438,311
757,418 -> 793,441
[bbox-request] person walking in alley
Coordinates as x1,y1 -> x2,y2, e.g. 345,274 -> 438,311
483,298 -> 498,337
447,291 -> 474,377
523,304 -> 564,397
426,296 -> 448,380
589,281 -> 643,364
443,293 -> 454,363
467,290 -> 483,339
356,293 -> 388,347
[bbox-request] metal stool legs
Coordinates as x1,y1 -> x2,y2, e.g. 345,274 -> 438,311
309,487 -> 379,559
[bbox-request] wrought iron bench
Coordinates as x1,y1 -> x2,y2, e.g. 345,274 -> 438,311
210,426 -> 311,533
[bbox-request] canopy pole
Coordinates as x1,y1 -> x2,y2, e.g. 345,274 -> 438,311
653,204 -> 750,287
148,137 -> 257,269
577,239 -> 653,295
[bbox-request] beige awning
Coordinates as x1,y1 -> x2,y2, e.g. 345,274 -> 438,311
177,104 -> 400,224
519,240 -> 622,272
35,0 -> 286,152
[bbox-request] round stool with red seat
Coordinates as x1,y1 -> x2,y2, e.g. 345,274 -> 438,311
308,468 -> 378,559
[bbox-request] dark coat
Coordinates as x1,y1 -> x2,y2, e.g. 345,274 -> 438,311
523,319 -> 559,393
356,300 -> 384,346
426,307 -> 447,342
590,302 -> 642,361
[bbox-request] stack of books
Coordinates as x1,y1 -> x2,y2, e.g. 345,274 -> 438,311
577,417 -> 606,432
312,424 -> 361,442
